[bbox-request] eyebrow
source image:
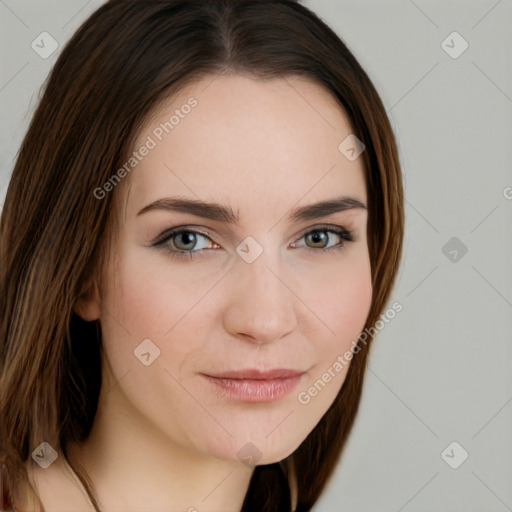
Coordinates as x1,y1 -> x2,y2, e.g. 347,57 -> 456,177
136,196 -> 367,223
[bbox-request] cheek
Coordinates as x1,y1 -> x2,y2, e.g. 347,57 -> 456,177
299,248 -> 373,346
325,264 -> 372,341
103,249 -> 214,342
98,247 -> 228,395
293,252 -> 372,424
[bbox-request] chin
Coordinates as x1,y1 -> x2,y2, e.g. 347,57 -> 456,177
197,425 -> 307,467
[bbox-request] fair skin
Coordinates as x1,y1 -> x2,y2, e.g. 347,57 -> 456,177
28,74 -> 372,511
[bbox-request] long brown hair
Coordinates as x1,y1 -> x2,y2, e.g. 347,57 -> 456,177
0,1 -> 404,510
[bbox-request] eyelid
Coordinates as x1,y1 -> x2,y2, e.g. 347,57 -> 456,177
294,223 -> 353,240
150,225 -> 215,247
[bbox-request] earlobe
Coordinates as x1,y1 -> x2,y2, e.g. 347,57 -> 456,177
73,277 -> 101,321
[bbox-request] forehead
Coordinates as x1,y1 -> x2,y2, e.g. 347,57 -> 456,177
124,74 -> 367,220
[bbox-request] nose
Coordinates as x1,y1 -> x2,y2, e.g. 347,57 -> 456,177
222,255 -> 298,345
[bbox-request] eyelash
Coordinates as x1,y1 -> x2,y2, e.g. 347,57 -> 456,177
151,224 -> 354,261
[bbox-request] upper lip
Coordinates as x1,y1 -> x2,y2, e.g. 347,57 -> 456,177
202,369 -> 305,380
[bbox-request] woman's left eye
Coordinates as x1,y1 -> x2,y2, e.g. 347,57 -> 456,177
292,227 -> 353,251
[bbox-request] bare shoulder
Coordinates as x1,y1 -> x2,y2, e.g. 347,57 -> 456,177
25,457 -> 92,512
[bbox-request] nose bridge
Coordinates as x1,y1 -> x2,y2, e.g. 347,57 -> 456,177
222,248 -> 298,344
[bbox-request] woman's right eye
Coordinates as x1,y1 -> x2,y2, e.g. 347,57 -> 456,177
152,228 -> 219,260
167,230 -> 213,251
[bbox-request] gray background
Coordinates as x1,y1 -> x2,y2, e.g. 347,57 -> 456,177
1,1 -> 511,511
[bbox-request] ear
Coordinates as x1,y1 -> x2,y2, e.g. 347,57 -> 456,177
74,277 -> 101,321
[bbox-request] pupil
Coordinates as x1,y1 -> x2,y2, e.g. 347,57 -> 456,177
178,232 -> 196,249
309,231 -> 327,247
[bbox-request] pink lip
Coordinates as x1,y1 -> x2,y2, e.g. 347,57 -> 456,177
201,369 -> 305,402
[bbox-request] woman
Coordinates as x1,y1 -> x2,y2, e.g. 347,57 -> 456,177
0,1 -> 404,510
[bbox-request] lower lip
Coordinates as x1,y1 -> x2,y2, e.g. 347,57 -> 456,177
201,374 -> 303,402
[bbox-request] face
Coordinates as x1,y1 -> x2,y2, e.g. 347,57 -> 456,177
85,74 -> 372,465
